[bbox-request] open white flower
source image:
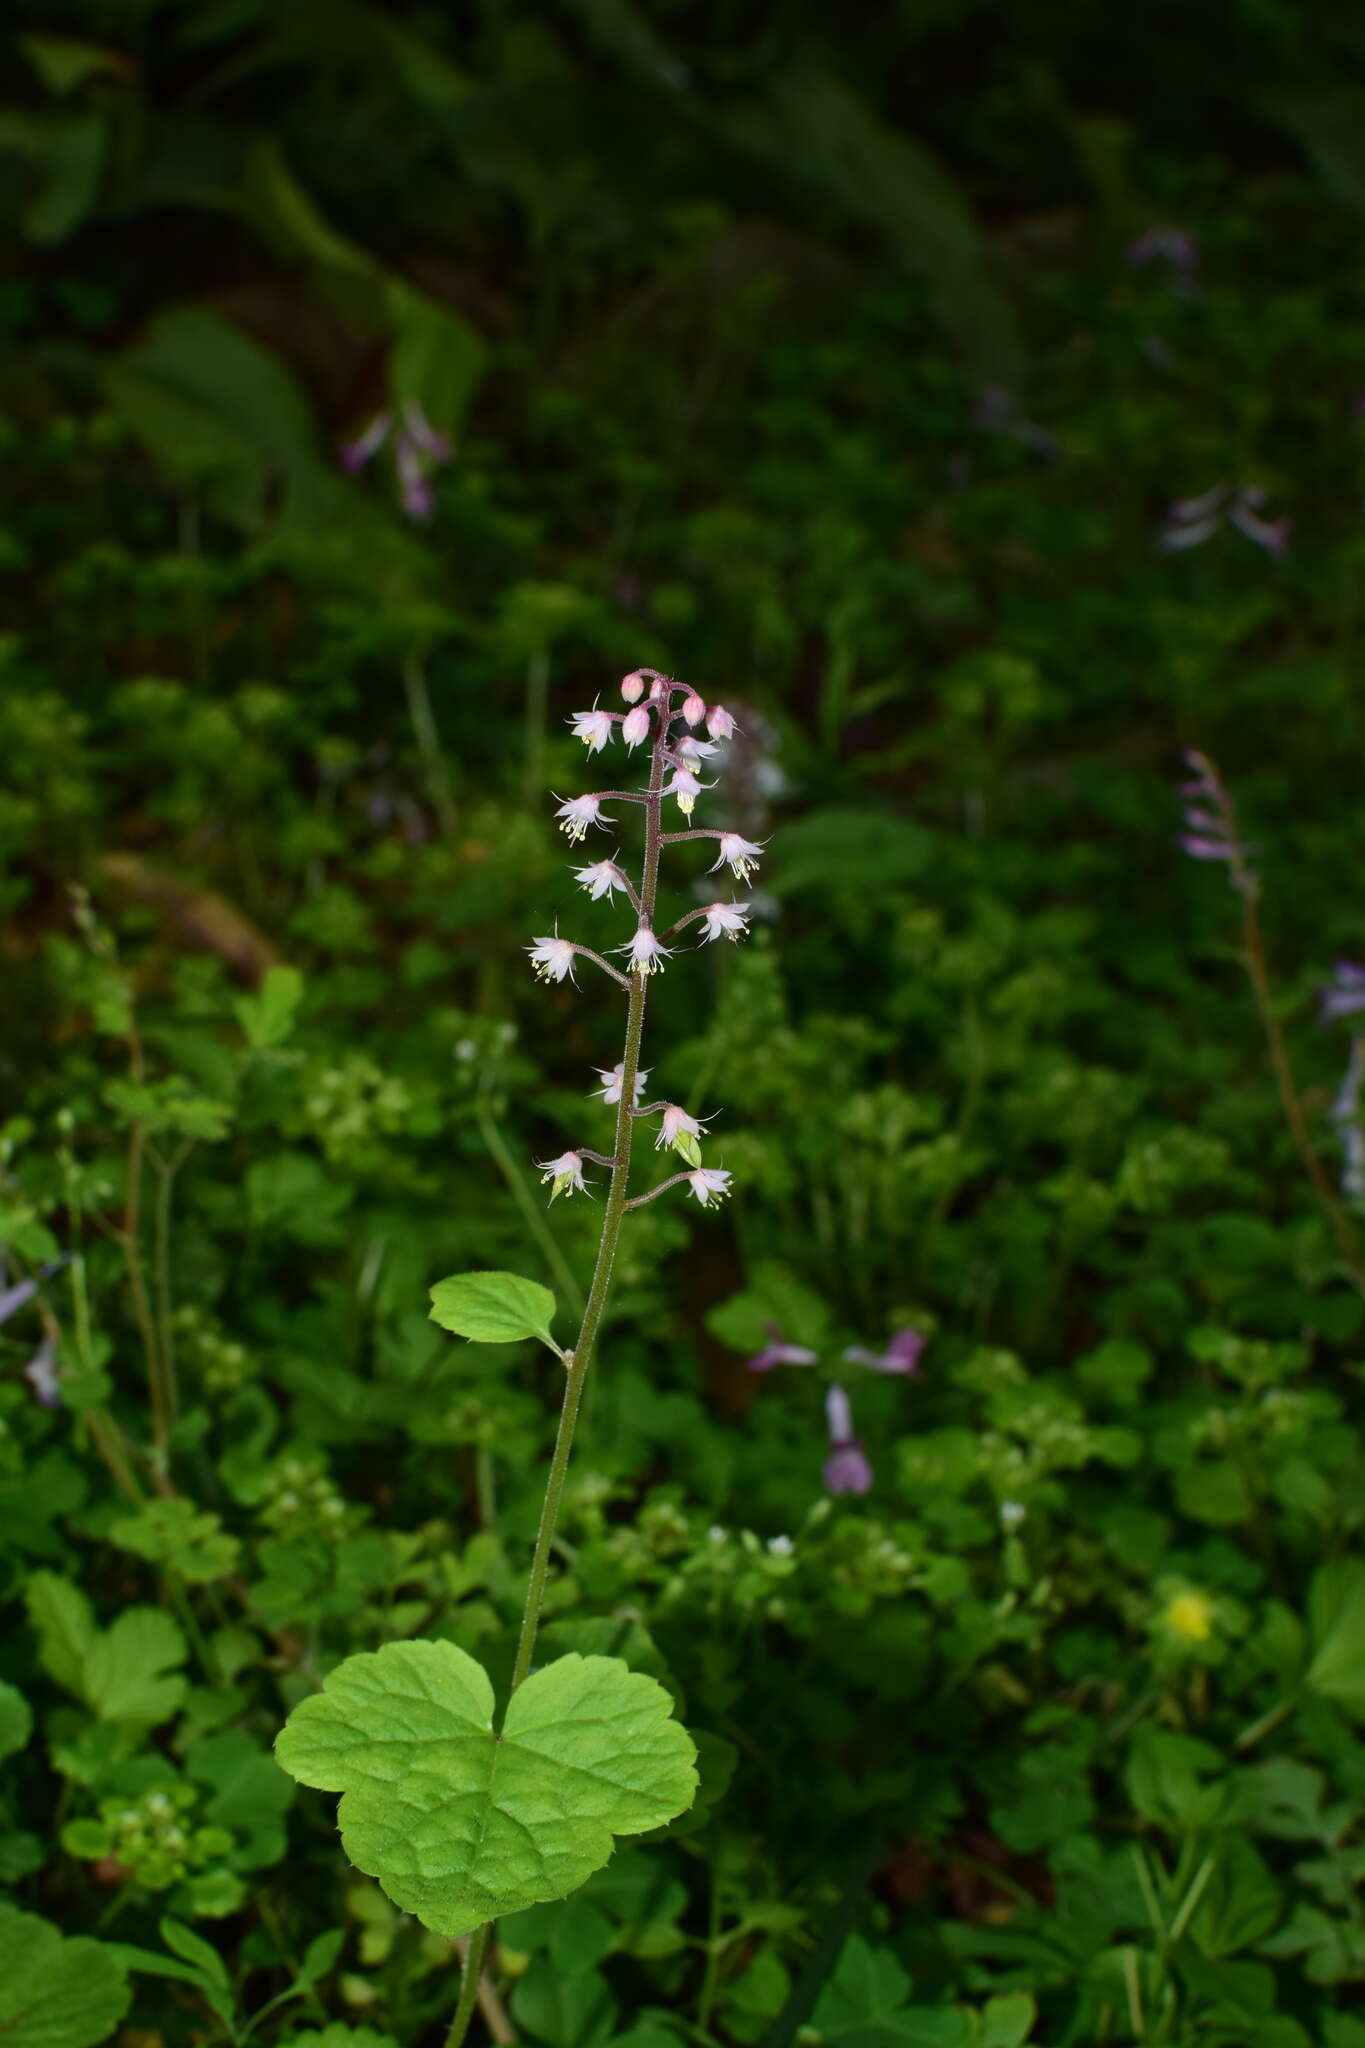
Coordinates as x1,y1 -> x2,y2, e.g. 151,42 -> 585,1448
686,1166 -> 732,1206
536,1150 -> 588,1200
593,1061 -> 648,1106
527,934 -> 577,984
709,832 -> 764,882
664,766 -> 705,816
569,707 -> 615,751
655,1104 -> 708,1152
675,734 -> 718,769
554,793 -> 612,842
573,858 -> 630,900
700,901 -> 750,943
618,925 -> 672,976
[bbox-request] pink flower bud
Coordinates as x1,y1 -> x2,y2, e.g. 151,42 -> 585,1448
621,670 -> 648,703
621,705 -> 651,748
681,691 -> 706,726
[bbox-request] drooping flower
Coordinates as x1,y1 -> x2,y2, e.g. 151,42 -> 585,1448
0,1276 -> 38,1326
569,707 -> 615,753
396,438 -> 435,521
621,705 -> 651,748
341,413 -> 392,472
655,1104 -> 708,1152
537,1151 -> 588,1200
843,1326 -> 926,1375
1320,961 -> 1365,1026
709,833 -> 764,882
747,1323 -> 818,1372
594,1062 -> 648,1106
706,705 -> 736,740
527,934 -> 578,984
1176,750 -> 1255,893
23,1336 -> 60,1408
664,766 -> 705,816
680,691 -> 706,727
699,902 -> 750,944
619,926 -> 671,977
1330,1033 -> 1365,1200
1159,484 -> 1290,559
823,1383 -> 872,1496
686,1166 -> 731,1206
342,403 -> 454,523
675,735 -> 718,770
554,793 -> 612,842
574,858 -> 630,901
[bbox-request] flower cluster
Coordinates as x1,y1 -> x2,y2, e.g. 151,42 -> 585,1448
527,668 -> 760,1212
340,402 -> 453,522
1177,748 -> 1257,894
745,1321 -> 929,1496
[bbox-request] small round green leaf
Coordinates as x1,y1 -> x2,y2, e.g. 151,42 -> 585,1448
429,1271 -> 557,1347
275,1643 -> 697,1937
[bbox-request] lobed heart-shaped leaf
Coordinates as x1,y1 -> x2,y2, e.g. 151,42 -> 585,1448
275,1643 -> 696,1937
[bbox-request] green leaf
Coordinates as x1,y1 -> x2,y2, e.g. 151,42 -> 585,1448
83,1608 -> 188,1726
234,965 -> 305,1051
510,1959 -> 618,2048
0,1683 -> 33,1763
275,1643 -> 696,1937
24,1573 -> 96,1697
158,1918 -> 230,1989
18,35 -> 127,96
429,1271 -> 558,1349
1307,1558 -> 1365,1716
186,1731 -> 295,1871
0,1908 -> 129,2048
108,1498 -> 239,1584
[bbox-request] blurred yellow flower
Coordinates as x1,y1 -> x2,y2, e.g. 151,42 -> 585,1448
1163,1591 -> 1215,1642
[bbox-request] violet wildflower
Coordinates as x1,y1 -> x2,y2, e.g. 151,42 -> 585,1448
1160,484 -> 1290,559
621,706 -> 651,748
537,1151 -> 589,1201
620,926 -> 671,977
843,1326 -> 926,1375
569,707 -> 616,753
686,1167 -> 731,1206
594,1062 -> 647,1106
555,794 -> 612,843
1320,961 -> 1365,1026
1330,1035 -> 1365,1201
823,1384 -> 873,1496
710,833 -> 765,883
341,412 -> 391,472
699,901 -> 750,944
527,934 -> 578,985
747,1324 -> 818,1372
574,859 -> 631,901
23,1336 -> 60,1408
0,1275 -> 38,1325
343,403 -> 453,522
1177,749 -> 1256,894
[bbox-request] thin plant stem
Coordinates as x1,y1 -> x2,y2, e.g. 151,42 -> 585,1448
403,652 -> 458,838
477,1109 -> 585,1314
444,697 -> 669,2048
153,1142 -> 192,1441
523,648 -> 550,808
1239,888 -> 1365,1288
122,1076 -> 168,1463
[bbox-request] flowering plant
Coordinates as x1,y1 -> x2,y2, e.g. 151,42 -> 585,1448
273,668 -> 758,2044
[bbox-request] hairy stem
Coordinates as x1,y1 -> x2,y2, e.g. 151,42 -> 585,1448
444,697 -> 670,2048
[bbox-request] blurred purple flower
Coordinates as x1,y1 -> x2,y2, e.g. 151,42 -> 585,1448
842,1326 -> 926,1375
1321,961 -> 1365,1026
1177,748 -> 1257,895
1330,1034 -> 1365,1200
1128,226 -> 1199,294
747,1323 -> 819,1373
340,401 -> 453,523
23,1337 -> 60,1408
823,1383 -> 872,1496
1160,484 -> 1289,559
0,1276 -> 38,1325
973,384 -> 1061,461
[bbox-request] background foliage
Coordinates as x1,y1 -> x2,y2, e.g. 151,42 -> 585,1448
5,3 -> 1365,2044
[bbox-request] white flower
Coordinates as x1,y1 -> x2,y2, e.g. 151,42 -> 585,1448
710,832 -> 764,882
767,1534 -> 794,1557
681,691 -> 706,726
1000,1500 -> 1026,1529
537,1150 -> 588,1200
594,1061 -> 648,1105
621,705 -> 651,748
554,793 -> 612,842
687,1166 -> 732,1206
527,934 -> 578,984
675,734 -> 718,768
619,925 -> 671,976
706,704 -> 736,740
573,858 -> 630,900
569,707 -> 615,752
664,766 -> 705,816
700,901 -> 750,943
655,1103 -> 707,1150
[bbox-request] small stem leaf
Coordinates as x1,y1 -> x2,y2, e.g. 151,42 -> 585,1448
274,1642 -> 697,1937
429,1271 -> 557,1347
